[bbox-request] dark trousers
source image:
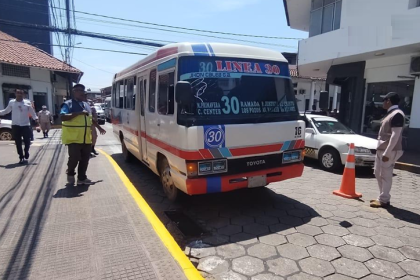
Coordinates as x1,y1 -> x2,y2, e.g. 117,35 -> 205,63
67,144 -> 91,180
12,125 -> 31,159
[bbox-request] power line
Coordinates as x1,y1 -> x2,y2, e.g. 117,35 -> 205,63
72,58 -> 115,74
0,38 -> 148,55
1,2 -> 298,49
9,0 -> 303,40
0,19 -> 165,47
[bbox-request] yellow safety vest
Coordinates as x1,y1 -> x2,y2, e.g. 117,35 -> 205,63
62,114 -> 93,145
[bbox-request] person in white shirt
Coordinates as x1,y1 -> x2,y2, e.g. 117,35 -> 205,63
0,89 -> 39,164
38,105 -> 53,138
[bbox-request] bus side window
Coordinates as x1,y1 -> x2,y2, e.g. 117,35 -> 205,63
142,79 -> 147,116
149,70 -> 156,112
126,77 -> 134,110
118,81 -> 124,108
133,78 -> 136,110
158,72 -> 175,115
112,83 -> 116,108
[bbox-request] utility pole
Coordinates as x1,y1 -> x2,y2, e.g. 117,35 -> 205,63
65,0 -> 72,99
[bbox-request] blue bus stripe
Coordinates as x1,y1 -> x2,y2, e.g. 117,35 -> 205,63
206,177 -> 222,193
192,44 -> 210,56
206,43 -> 215,56
219,147 -> 232,158
281,141 -> 291,151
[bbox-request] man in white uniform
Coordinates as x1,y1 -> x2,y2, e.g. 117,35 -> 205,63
38,105 -> 53,138
371,92 -> 405,208
0,89 -> 39,163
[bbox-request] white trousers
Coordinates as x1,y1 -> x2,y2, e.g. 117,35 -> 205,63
374,150 -> 403,203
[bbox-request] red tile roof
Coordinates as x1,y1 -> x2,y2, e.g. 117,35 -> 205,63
0,30 -> 82,74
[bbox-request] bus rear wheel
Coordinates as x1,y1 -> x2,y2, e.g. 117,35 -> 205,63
121,137 -> 133,162
159,158 -> 179,201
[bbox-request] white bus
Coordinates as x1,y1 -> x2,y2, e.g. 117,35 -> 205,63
111,43 -> 305,200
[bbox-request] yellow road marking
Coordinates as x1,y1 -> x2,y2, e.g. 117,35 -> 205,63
99,149 -> 204,280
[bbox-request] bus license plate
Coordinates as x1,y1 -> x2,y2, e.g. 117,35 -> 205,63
248,175 -> 266,188
283,151 -> 301,163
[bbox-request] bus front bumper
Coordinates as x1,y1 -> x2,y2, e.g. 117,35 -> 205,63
183,163 -> 304,195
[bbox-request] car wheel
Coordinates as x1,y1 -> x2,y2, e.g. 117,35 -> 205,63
0,129 -> 13,141
319,148 -> 341,172
159,157 -> 179,201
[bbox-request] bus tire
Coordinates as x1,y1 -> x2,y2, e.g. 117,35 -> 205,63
159,157 -> 179,201
121,137 -> 133,162
319,147 -> 341,172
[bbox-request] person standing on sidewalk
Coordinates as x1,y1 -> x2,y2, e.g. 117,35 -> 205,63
0,89 -> 39,164
38,105 -> 53,138
371,92 -> 405,208
88,100 -> 99,156
60,84 -> 106,186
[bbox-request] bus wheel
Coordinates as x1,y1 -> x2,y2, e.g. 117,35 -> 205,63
159,158 -> 178,201
121,138 -> 133,162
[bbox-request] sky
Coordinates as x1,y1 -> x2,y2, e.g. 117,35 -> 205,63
53,0 -> 309,91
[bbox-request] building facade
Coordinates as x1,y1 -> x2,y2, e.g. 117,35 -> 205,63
0,0 -> 52,54
283,0 -> 420,151
0,31 -> 82,119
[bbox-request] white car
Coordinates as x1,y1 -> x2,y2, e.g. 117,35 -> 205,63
0,119 -> 13,141
93,103 -> 106,125
301,114 -> 377,171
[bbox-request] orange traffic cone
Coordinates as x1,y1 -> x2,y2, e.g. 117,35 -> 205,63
333,143 -> 362,199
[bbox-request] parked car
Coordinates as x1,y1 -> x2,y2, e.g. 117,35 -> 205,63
301,114 -> 377,172
104,97 -> 111,122
0,119 -> 13,141
94,104 -> 106,125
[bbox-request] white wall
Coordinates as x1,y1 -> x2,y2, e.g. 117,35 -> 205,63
411,78 -> 420,129
293,78 -> 339,112
365,52 -> 420,83
297,0 -> 420,76
0,67 -> 53,111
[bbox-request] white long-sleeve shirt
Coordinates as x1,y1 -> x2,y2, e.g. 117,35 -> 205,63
0,99 -> 38,126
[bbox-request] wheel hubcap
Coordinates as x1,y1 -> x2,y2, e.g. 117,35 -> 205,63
322,153 -> 334,168
0,132 -> 12,141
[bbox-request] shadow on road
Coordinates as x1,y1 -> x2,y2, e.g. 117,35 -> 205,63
110,152 -> 322,249
53,180 -> 102,198
387,206 -> 420,226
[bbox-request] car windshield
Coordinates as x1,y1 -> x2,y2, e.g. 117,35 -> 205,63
177,56 -> 299,126
312,119 -> 354,134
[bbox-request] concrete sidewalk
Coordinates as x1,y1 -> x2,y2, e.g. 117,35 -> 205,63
0,130 -> 190,280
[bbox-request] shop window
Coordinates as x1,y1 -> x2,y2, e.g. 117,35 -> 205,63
363,81 -> 414,136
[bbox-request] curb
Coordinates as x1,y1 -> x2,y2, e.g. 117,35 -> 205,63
98,149 -> 204,280
395,162 -> 420,174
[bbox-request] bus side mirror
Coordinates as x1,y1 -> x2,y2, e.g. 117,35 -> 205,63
175,81 -> 194,104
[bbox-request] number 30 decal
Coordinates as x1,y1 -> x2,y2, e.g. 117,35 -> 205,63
221,96 -> 240,115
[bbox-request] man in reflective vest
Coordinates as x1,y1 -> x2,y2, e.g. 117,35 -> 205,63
60,84 -> 106,186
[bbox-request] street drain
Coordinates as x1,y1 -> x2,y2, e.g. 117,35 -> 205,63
164,211 -> 205,238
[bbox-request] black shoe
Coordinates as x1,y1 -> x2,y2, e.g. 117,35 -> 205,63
92,149 -> 99,155
24,153 -> 29,160
18,158 -> 24,164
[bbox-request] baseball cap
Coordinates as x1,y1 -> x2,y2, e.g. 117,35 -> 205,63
42,105 -> 47,109
73,84 -> 86,91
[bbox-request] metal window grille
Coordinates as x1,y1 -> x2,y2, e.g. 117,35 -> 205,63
1,64 -> 30,78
